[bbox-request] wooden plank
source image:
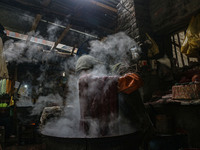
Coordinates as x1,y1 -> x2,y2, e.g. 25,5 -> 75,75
184,30 -> 190,63
177,33 -> 185,66
71,44 -> 77,56
172,35 -> 179,67
51,24 -> 72,50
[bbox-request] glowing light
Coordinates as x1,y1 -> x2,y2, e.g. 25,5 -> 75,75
62,72 -> 66,77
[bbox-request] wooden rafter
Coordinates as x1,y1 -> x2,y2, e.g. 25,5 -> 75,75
88,0 -> 117,12
52,24 -> 72,50
13,0 -> 116,34
31,14 -> 42,31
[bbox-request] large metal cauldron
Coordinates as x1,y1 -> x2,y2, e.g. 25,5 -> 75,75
43,132 -> 143,150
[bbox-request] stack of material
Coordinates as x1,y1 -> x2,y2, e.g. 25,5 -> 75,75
172,83 -> 200,100
79,75 -> 119,136
40,106 -> 62,128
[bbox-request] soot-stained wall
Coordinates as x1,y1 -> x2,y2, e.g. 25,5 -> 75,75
149,0 -> 200,34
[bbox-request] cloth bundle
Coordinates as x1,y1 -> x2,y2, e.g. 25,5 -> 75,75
118,73 -> 143,94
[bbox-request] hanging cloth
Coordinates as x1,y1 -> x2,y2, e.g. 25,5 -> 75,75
181,14 -> 200,57
6,79 -> 12,94
0,80 -> 2,95
0,37 -> 9,79
1,79 -> 6,94
6,79 -> 9,94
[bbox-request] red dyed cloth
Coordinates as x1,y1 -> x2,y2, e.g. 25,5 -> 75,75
79,75 -> 119,136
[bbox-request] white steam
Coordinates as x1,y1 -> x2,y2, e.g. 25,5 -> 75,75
89,32 -> 141,67
40,32 -> 142,138
3,16 -> 143,138
47,19 -> 62,41
41,75 -> 84,137
32,93 -> 63,115
16,96 -> 34,107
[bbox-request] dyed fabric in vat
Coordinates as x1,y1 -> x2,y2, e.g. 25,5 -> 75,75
79,75 -> 119,136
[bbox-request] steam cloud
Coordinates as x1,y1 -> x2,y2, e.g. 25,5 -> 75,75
41,32 -> 141,137
16,96 -> 34,107
89,32 -> 141,67
3,14 -> 142,137
32,93 -> 63,115
41,75 -> 85,137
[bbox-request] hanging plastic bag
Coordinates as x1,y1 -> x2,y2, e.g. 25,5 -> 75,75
181,14 -> 200,57
146,33 -> 159,58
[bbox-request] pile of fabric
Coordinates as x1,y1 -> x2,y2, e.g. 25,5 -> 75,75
40,106 -> 62,128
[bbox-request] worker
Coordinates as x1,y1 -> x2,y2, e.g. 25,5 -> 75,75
76,54 -> 154,147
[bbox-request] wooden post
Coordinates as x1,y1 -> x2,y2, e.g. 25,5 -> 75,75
172,35 -> 179,67
71,44 -> 77,56
31,14 -> 42,31
176,33 -> 185,66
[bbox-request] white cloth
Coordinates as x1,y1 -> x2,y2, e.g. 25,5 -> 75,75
0,37 -> 9,79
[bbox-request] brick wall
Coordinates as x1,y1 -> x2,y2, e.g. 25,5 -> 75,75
117,0 -> 152,57
117,0 -> 138,40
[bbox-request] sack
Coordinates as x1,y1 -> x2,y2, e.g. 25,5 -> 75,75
118,73 -> 143,94
181,14 -> 200,57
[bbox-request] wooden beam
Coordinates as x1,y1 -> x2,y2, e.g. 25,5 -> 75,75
52,24 -> 72,50
31,14 -> 42,31
26,14 -> 42,42
88,0 -> 117,12
71,44 -> 77,56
